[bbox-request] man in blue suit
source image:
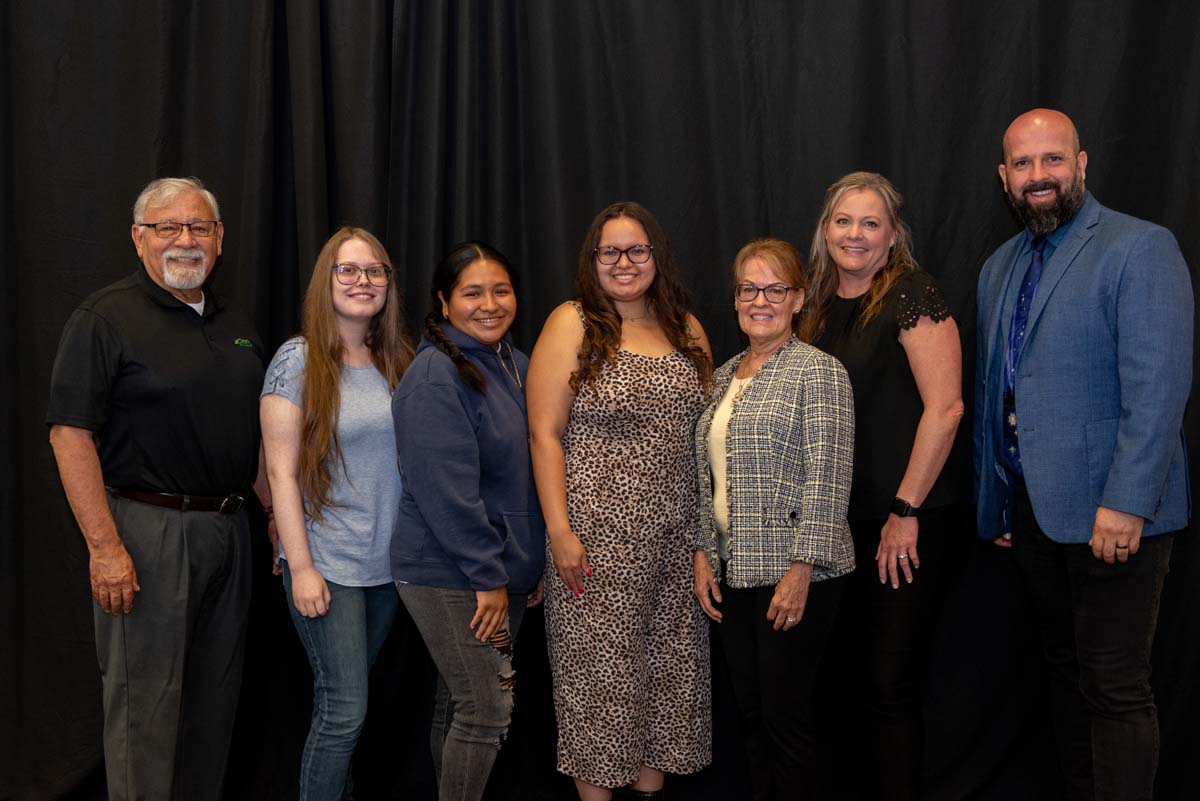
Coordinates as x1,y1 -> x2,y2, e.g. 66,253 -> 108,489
975,108 -> 1191,801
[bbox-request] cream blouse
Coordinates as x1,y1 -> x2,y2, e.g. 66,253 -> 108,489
708,374 -> 754,560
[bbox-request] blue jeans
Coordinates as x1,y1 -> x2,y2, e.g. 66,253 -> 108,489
283,562 -> 399,801
398,583 -> 526,801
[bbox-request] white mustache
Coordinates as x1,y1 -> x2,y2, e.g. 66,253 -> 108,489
164,247 -> 206,264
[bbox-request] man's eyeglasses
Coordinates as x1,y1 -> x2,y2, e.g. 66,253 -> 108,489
734,283 -> 797,304
593,245 -> 654,265
138,220 -> 219,238
333,263 -> 392,286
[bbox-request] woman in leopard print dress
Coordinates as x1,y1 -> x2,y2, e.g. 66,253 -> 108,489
528,201 -> 713,801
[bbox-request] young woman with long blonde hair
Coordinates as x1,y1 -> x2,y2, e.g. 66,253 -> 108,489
260,226 -> 414,801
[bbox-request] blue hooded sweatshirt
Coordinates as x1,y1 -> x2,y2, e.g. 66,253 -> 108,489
390,324 -> 545,593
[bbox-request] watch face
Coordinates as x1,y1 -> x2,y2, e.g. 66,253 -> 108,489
891,497 -> 916,517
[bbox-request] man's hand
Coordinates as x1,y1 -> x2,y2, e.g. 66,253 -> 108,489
1090,506 -> 1145,564
49,425 -> 139,614
90,542 -> 140,614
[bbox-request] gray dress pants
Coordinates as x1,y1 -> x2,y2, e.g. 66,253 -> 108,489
94,495 -> 252,801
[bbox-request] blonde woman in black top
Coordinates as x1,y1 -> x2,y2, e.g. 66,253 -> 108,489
802,172 -> 964,801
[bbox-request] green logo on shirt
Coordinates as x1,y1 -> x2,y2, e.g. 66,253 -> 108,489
234,338 -> 254,348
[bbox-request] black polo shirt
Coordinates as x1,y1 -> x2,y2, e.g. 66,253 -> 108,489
46,268 -> 266,496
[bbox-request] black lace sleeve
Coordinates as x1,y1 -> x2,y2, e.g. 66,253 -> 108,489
894,271 -> 952,330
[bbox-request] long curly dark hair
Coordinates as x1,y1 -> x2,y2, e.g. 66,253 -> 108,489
570,201 -> 710,392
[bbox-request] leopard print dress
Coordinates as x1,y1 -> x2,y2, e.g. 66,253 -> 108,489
544,344 -> 713,788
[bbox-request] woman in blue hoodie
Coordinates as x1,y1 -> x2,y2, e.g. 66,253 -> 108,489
391,241 -> 545,801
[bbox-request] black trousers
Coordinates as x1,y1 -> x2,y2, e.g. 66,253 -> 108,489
820,503 -> 966,801
1012,484 -> 1173,801
95,495 -> 253,801
714,571 -> 844,801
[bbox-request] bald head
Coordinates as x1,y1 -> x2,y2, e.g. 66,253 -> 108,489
1003,108 -> 1080,162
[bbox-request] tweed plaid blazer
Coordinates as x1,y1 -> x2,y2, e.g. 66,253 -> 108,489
694,336 -> 855,588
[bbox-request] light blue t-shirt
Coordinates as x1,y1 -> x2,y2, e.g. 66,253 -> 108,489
261,337 -> 401,586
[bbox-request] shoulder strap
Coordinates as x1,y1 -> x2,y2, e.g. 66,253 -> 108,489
568,300 -> 588,328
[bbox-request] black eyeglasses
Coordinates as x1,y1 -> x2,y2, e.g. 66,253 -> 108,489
333,263 -> 392,286
734,283 -> 797,304
138,220 -> 219,238
593,244 -> 654,265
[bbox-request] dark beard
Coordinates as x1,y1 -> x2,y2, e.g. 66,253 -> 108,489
1006,171 -> 1086,236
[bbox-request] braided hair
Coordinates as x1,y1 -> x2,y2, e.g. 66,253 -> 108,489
426,241 -> 518,395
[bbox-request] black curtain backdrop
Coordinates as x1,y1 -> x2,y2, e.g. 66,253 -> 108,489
3,2 -> 1199,800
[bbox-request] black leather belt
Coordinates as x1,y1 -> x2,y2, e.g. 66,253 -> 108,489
107,487 -> 246,514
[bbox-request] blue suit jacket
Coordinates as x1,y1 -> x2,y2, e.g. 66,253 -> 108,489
974,193 -> 1192,543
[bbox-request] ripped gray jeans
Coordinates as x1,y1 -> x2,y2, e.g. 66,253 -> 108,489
397,583 -> 526,801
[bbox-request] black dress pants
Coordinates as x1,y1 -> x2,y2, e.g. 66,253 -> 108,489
822,503 -> 966,801
1012,484 -> 1172,801
715,572 -> 844,801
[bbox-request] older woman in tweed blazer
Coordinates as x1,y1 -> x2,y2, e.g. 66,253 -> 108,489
693,238 -> 854,801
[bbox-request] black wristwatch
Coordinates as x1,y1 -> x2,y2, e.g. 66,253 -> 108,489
890,496 -> 921,517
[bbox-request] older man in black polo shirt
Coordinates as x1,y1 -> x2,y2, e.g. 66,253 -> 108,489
46,177 -> 270,801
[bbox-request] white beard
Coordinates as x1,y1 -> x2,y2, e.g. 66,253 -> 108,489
162,248 -> 209,290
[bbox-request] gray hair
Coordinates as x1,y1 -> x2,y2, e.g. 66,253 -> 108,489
132,177 -> 221,223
